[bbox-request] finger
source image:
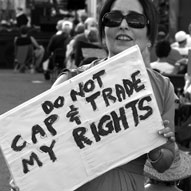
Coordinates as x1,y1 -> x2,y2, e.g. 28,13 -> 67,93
163,131 -> 175,142
159,126 -> 171,134
158,127 -> 175,142
10,180 -> 19,191
163,131 -> 174,137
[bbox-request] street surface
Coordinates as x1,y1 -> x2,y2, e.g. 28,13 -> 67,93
0,69 -> 52,191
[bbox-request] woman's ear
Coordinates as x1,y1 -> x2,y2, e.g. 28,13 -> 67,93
101,37 -> 107,48
147,41 -> 151,48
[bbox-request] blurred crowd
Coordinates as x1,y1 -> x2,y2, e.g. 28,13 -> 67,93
12,10 -> 104,79
7,7 -> 191,111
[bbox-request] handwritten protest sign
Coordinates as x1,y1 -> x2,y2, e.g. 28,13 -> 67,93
0,45 -> 166,191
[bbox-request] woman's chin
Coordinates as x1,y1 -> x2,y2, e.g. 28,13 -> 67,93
109,44 -> 135,57
116,46 -> 132,54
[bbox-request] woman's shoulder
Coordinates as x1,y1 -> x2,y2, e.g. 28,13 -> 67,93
147,68 -> 175,99
60,58 -> 106,77
52,58 -> 106,87
147,68 -> 175,100
147,68 -> 176,116
147,67 -> 171,86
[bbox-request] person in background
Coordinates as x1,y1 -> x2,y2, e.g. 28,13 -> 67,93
74,10 -> 88,35
74,22 -> 85,35
144,143 -> 191,191
150,25 -> 182,66
0,20 -> 11,32
150,40 -> 179,75
0,0 -> 7,21
46,20 -> 73,59
52,0 -> 176,190
42,20 -> 73,79
171,31 -> 190,58
72,17 -> 98,48
65,17 -> 99,68
14,25 -> 45,72
167,47 -> 182,67
15,7 -> 28,28
55,19 -> 64,35
78,11 -> 88,24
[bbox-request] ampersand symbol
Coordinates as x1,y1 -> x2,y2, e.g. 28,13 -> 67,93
66,105 -> 81,125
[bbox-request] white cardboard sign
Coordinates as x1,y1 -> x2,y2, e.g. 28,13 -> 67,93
0,45 -> 165,191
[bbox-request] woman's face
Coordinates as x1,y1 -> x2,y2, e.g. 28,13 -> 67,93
104,0 -> 149,57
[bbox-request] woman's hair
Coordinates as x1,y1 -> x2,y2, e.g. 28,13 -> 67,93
98,0 -> 159,47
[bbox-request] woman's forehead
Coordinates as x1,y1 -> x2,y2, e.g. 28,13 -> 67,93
110,0 -> 144,14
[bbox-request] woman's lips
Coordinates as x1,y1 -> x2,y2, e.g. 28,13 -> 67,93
116,34 -> 132,41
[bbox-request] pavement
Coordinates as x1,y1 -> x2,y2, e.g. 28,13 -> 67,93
0,69 -> 51,114
0,69 -> 52,191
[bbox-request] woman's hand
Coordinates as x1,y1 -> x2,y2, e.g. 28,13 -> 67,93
148,120 -> 175,161
158,120 -> 175,142
10,179 -> 20,191
147,120 -> 175,172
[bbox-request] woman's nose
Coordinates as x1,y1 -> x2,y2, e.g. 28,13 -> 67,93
120,18 -> 129,29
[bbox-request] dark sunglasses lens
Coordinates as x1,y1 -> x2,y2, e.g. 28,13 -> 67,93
103,12 -> 122,27
126,14 -> 147,28
103,12 -> 147,29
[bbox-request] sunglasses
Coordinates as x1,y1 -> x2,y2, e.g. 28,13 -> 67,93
102,11 -> 148,29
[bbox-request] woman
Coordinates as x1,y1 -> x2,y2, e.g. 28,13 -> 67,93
52,0 -> 176,190
14,25 -> 45,72
11,0 -> 176,190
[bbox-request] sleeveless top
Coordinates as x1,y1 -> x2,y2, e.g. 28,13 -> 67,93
15,35 -> 32,46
